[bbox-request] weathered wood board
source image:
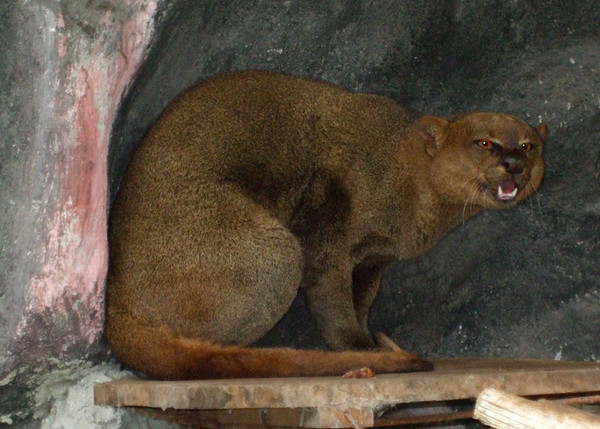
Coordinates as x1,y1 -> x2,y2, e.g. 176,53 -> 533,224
94,358 -> 600,428
474,387 -> 600,429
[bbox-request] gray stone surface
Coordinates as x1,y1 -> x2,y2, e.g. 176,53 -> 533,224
2,0 -> 600,426
0,0 -> 164,426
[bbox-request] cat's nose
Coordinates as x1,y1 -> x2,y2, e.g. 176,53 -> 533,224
501,155 -> 525,174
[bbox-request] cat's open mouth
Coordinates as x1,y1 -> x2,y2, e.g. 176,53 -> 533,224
479,178 -> 520,203
497,178 -> 518,201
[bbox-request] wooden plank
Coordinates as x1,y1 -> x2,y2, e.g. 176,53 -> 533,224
137,408 -> 311,428
137,407 -> 373,428
309,407 -> 374,428
138,403 -> 474,428
94,358 -> 600,412
474,387 -> 600,429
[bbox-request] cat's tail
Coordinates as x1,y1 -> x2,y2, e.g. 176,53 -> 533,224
105,313 -> 432,380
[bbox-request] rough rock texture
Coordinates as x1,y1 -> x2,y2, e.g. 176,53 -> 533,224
2,0 -> 600,427
0,0 -> 171,426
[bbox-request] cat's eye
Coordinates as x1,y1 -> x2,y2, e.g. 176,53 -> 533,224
521,142 -> 533,152
476,139 -> 494,150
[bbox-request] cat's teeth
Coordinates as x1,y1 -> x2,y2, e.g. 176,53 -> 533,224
497,186 -> 518,201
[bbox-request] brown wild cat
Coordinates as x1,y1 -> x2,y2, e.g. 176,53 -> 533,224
106,70 -> 547,379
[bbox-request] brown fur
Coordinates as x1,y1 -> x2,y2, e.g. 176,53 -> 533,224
105,70 -> 547,380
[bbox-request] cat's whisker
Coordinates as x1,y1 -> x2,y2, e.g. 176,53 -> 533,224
461,176 -> 481,224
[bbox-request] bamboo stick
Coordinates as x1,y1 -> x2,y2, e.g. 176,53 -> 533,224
474,387 -> 600,429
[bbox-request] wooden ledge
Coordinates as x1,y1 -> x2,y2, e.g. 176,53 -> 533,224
94,358 -> 600,427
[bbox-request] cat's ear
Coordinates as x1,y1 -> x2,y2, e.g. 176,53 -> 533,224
418,116 -> 450,157
535,123 -> 549,140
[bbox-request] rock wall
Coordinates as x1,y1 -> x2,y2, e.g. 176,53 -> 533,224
1,0 -> 599,427
0,0 -> 168,426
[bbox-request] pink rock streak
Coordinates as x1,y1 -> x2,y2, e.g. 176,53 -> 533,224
19,1 -> 158,347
